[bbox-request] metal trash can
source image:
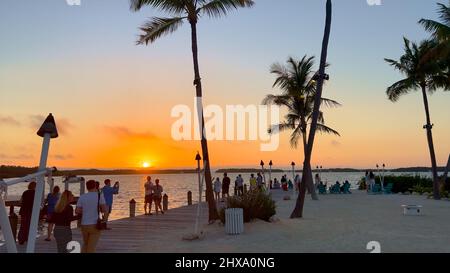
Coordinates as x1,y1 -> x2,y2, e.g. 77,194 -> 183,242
225,208 -> 244,235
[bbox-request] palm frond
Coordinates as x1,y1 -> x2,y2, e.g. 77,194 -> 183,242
320,97 -> 342,108
137,17 -> 185,45
386,78 -> 417,102
130,0 -> 188,15
316,123 -> 340,137
198,0 -> 254,18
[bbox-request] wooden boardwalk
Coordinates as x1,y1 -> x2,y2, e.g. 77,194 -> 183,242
1,203 -> 208,253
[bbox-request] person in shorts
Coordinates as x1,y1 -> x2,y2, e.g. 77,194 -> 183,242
144,176 -> 154,215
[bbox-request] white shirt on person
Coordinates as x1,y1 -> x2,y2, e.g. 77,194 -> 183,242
214,180 -> 222,193
76,191 -> 106,226
144,181 -> 153,196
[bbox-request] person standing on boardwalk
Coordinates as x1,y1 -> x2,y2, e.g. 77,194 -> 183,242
213,177 -> 221,202
249,174 -> 257,191
76,180 -> 107,253
52,190 -> 79,253
153,179 -> 164,215
18,181 -> 36,245
256,173 -> 263,191
44,186 -> 61,241
101,179 -> 119,226
237,174 -> 244,196
222,173 -> 231,199
144,176 -> 154,215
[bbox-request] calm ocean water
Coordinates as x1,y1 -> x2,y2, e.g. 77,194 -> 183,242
3,171 -> 435,221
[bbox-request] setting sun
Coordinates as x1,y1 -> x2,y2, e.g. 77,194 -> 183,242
142,162 -> 151,168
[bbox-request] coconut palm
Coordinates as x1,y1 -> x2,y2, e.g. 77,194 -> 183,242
263,56 -> 340,200
130,0 -> 254,221
290,0 -> 333,218
419,1 -> 450,78
385,38 -> 448,199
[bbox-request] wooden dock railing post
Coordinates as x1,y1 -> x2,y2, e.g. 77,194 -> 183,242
187,191 -> 192,206
129,199 -> 136,218
163,194 -> 168,211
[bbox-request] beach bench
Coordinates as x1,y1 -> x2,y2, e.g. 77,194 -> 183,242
402,205 -> 423,216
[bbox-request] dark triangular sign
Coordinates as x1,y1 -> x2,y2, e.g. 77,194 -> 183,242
36,113 -> 59,138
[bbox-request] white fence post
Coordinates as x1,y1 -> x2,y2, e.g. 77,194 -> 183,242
0,194 -> 17,253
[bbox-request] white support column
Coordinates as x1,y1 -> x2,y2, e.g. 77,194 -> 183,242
0,194 -> 17,253
26,133 -> 51,253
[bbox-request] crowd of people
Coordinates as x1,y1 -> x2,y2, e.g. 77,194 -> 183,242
17,178 -> 120,253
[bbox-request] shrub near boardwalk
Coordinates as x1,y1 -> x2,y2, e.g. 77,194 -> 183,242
219,190 -> 276,223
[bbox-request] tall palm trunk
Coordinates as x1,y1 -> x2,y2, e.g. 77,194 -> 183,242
291,0 -> 332,218
190,21 -> 219,221
301,127 -> 318,199
420,84 -> 440,200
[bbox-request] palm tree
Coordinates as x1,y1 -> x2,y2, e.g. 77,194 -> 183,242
291,0 -> 333,218
263,56 -> 340,200
418,1 -> 450,76
385,38 -> 449,200
130,0 -> 254,221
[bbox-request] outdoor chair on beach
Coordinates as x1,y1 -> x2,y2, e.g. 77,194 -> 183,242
383,183 -> 394,194
342,184 -> 352,194
318,184 -> 327,194
368,184 -> 382,195
329,185 -> 341,194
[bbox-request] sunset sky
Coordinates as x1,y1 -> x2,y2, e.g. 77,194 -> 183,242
0,0 -> 449,169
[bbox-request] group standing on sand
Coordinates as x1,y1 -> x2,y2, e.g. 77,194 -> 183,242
144,176 -> 165,215
18,178 -> 120,253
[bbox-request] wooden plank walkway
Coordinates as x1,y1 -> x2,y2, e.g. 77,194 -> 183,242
1,203 -> 208,253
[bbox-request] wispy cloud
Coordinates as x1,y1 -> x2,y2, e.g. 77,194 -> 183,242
29,115 -> 74,135
0,116 -> 21,127
0,153 -> 34,160
331,140 -> 341,147
51,154 -> 74,161
104,126 -> 157,140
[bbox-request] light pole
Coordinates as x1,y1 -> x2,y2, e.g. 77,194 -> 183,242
27,114 -> 58,253
194,152 -> 202,235
269,160 -> 273,185
382,163 -> 386,190
291,162 -> 296,185
260,160 -> 266,190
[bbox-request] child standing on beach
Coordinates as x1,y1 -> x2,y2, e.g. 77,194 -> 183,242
249,174 -> 257,191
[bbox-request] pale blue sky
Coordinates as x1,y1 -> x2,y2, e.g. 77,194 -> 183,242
1,0 -> 449,168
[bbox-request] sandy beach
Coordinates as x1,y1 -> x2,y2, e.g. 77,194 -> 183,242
151,190 -> 450,253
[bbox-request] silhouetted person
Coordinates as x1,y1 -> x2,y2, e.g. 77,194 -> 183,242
18,182 -> 37,245
222,173 -> 231,199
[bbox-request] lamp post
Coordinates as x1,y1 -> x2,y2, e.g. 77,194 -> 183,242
194,152 -> 202,235
27,114 -> 58,253
291,162 -> 296,185
269,160 -> 273,184
260,160 -> 267,190
382,163 -> 386,190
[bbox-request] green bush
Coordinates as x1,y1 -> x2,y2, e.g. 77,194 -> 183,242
409,184 -> 433,195
360,175 -> 433,194
219,190 -> 276,224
